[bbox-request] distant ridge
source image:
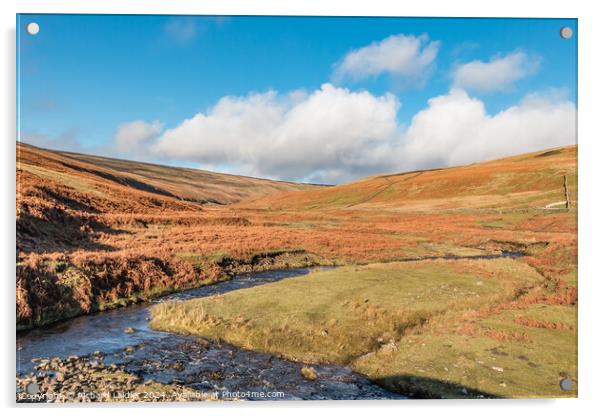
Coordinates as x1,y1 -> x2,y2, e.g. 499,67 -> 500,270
17,142 -> 320,206
241,145 -> 577,212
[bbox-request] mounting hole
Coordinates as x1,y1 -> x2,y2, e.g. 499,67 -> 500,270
26,22 -> 40,36
560,27 -> 573,40
25,382 -> 40,394
560,378 -> 573,390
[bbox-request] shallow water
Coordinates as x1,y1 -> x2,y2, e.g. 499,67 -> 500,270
16,267 -> 404,400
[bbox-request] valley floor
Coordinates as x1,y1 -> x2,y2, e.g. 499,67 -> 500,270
151,255 -> 577,398
16,143 -> 578,399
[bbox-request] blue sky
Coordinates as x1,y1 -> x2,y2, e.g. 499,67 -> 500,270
17,15 -> 577,183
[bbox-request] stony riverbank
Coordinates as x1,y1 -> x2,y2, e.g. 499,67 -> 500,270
17,336 -> 402,402
16,353 -> 218,403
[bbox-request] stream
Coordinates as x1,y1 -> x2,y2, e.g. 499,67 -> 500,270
16,267 -> 403,400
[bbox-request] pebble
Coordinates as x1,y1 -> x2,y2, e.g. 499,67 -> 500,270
300,366 -> 318,381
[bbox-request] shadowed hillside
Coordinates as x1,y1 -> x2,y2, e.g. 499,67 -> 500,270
16,141 -> 321,253
21,143 -> 320,205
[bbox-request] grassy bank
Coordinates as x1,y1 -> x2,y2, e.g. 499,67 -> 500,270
17,249 -> 326,331
150,258 -> 576,397
354,301 -> 577,398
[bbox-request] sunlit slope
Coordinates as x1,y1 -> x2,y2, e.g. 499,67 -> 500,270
18,142 -> 318,206
244,145 -> 577,211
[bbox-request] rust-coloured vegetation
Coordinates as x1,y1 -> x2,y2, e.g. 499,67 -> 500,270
16,142 -> 577,332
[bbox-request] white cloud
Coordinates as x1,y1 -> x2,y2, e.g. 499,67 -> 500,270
401,89 -> 575,169
118,86 -> 575,184
452,51 -> 540,93
333,34 -> 440,88
114,120 -> 163,154
153,84 -> 401,183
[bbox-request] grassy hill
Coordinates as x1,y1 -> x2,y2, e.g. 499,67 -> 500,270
16,141 -> 322,253
18,142 -> 318,206
242,145 -> 577,211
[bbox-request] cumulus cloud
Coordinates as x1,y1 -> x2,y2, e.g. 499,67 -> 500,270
333,34 -> 440,88
153,84 -> 401,183
116,86 -> 575,184
452,51 -> 541,93
401,89 -> 575,169
114,120 -> 164,155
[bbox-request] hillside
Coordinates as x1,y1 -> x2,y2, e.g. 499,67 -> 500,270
19,142 -> 318,206
16,142 -> 322,328
241,145 -> 577,211
16,142 -> 321,257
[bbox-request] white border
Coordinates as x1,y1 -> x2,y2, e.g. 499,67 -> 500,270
2,1 -> 601,415
1,0 -> 584,17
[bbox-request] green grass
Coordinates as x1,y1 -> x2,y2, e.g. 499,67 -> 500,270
150,258 -> 559,398
356,304 -> 577,398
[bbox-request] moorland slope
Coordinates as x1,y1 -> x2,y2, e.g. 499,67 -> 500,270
242,145 -> 577,211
